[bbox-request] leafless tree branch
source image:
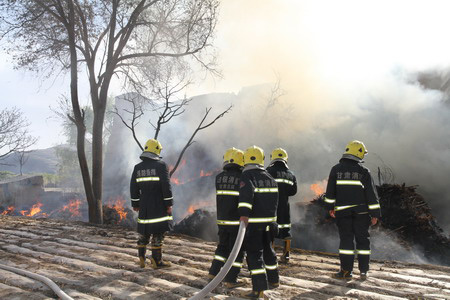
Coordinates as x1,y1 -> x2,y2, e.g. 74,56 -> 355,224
169,105 -> 232,177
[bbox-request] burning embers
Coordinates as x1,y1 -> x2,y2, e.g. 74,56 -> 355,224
103,197 -> 136,227
0,202 -> 46,217
0,197 -> 132,226
1,206 -> 15,215
61,199 -> 82,217
185,201 -> 213,217
171,169 -> 217,185
105,197 -> 128,222
21,202 -> 44,217
169,159 -> 218,186
0,200 -> 82,219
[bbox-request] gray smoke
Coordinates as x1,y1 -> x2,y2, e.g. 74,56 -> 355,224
106,73 -> 450,236
176,74 -> 450,236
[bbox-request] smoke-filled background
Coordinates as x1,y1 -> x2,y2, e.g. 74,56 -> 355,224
105,1 -> 450,235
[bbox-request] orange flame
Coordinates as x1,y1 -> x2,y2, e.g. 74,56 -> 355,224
200,170 -> 213,177
1,206 -> 15,215
310,180 -> 327,196
62,199 -> 81,217
185,201 -> 213,217
21,202 -> 43,217
310,183 -> 324,196
171,177 -> 181,185
106,197 -> 128,222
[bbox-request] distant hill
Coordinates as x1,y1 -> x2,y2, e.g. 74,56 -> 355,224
0,146 -> 62,174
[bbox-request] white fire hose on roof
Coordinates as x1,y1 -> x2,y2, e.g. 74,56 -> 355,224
0,263 -> 74,300
189,220 -> 246,300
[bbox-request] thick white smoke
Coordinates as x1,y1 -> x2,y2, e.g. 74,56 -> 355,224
181,0 -> 450,233
106,1 -> 450,242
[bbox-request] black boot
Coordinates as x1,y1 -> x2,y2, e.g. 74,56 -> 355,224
138,245 -> 146,268
360,272 -> 368,281
151,248 -> 171,269
332,269 -> 352,280
241,290 -> 264,299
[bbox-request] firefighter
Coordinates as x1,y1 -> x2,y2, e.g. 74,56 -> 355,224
130,139 -> 173,269
324,140 -> 381,280
208,147 -> 246,288
239,146 -> 279,299
266,148 -> 297,263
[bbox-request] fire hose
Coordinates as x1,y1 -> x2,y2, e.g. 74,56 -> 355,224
0,263 -> 74,300
189,220 -> 246,300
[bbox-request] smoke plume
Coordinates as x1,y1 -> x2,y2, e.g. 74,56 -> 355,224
104,1 -> 450,245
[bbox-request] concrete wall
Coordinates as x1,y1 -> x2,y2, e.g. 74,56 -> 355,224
0,175 -> 44,207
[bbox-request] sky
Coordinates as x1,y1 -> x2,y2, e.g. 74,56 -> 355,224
2,0 -> 450,149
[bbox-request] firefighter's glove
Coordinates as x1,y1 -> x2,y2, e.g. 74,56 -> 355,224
371,217 -> 378,226
167,206 -> 172,215
133,207 -> 139,212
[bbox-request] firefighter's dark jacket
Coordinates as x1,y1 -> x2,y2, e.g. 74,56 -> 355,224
238,165 -> 278,229
266,160 -> 297,207
130,155 -> 173,234
325,156 -> 381,218
216,164 -> 242,229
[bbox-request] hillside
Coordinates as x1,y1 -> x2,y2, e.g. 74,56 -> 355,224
0,146 -> 60,174
1,216 -> 450,299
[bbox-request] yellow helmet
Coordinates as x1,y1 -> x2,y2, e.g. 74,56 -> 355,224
344,140 -> 368,160
223,147 -> 244,167
244,145 -> 265,166
144,139 -> 163,155
270,148 -> 288,162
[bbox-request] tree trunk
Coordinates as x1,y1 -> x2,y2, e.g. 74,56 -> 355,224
90,73 -> 112,224
91,106 -> 105,224
75,122 -> 98,223
67,0 -> 99,224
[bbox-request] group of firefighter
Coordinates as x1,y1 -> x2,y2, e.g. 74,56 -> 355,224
130,139 -> 382,299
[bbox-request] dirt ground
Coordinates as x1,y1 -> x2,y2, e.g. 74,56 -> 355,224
1,215 -> 449,299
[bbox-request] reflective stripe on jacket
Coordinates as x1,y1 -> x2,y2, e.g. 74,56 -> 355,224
216,166 -> 242,229
324,157 -> 381,218
238,166 -> 278,229
267,160 -> 297,229
130,157 -> 173,234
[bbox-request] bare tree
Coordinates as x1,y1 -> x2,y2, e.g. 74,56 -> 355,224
0,107 -> 37,161
15,150 -> 31,176
168,105 -> 231,177
113,62 -> 231,177
1,0 -> 219,223
112,93 -> 148,151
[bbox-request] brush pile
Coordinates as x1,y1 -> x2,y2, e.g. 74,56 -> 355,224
173,209 -> 218,241
297,183 -> 450,265
377,183 -> 450,265
102,204 -> 136,228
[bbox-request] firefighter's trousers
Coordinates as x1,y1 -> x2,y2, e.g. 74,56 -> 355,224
277,201 -> 291,240
209,227 -> 245,283
244,227 -> 279,291
137,232 -> 165,259
336,213 -> 371,272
